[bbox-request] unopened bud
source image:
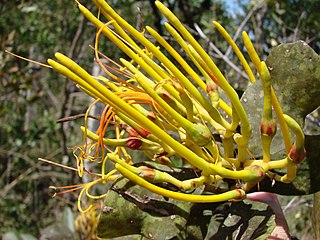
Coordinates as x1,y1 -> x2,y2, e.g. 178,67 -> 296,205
260,118 -> 277,137
188,123 -> 211,146
138,166 -> 156,180
288,144 -> 306,164
126,126 -> 151,138
126,137 -> 143,150
155,156 -> 172,166
243,165 -> 266,182
126,126 -> 139,137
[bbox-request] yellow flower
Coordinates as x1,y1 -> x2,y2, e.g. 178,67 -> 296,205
43,0 -> 306,210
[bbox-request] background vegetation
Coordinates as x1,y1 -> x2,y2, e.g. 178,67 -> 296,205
1,0 -> 319,239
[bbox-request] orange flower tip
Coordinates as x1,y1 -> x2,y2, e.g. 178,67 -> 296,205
126,137 -> 143,150
206,82 -> 218,93
288,144 -> 306,164
208,72 -> 219,85
260,118 -> 277,137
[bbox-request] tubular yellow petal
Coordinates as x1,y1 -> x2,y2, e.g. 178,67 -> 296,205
116,164 -> 246,202
213,21 -> 256,83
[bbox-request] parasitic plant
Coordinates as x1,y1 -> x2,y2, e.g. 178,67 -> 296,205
44,0 -> 307,213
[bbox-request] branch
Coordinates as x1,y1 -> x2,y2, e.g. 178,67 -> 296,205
225,0 -> 265,58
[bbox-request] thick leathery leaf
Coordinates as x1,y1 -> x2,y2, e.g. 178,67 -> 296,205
97,165 -> 276,239
266,40 -> 320,124
97,177 -> 197,239
241,79 -> 286,158
205,200 -> 275,240
98,180 -> 276,240
241,41 -> 320,194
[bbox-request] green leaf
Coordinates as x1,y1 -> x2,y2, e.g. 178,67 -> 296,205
241,41 -> 320,195
204,200 -> 275,240
266,41 -> 320,124
97,176 -> 197,239
97,164 -> 276,239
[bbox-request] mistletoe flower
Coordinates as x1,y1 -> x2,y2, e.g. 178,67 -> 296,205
43,0 -> 307,210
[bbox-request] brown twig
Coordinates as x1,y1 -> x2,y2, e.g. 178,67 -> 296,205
57,114 -> 100,123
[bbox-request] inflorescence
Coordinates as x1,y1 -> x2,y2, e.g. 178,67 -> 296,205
46,0 -> 306,212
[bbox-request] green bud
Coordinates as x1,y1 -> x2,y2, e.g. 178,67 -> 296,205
187,123 -> 211,146
242,165 -> 266,182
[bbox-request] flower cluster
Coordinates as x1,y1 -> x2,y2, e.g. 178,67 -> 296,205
48,0 -> 305,212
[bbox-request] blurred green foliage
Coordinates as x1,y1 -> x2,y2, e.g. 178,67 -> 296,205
0,0 -> 319,239
0,0 -> 95,236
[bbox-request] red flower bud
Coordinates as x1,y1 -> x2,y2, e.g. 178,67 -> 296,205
126,126 -> 151,138
126,137 -> 143,150
138,166 -> 156,180
288,144 -> 306,164
260,118 -> 277,137
155,156 -> 172,166
126,126 -> 139,137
